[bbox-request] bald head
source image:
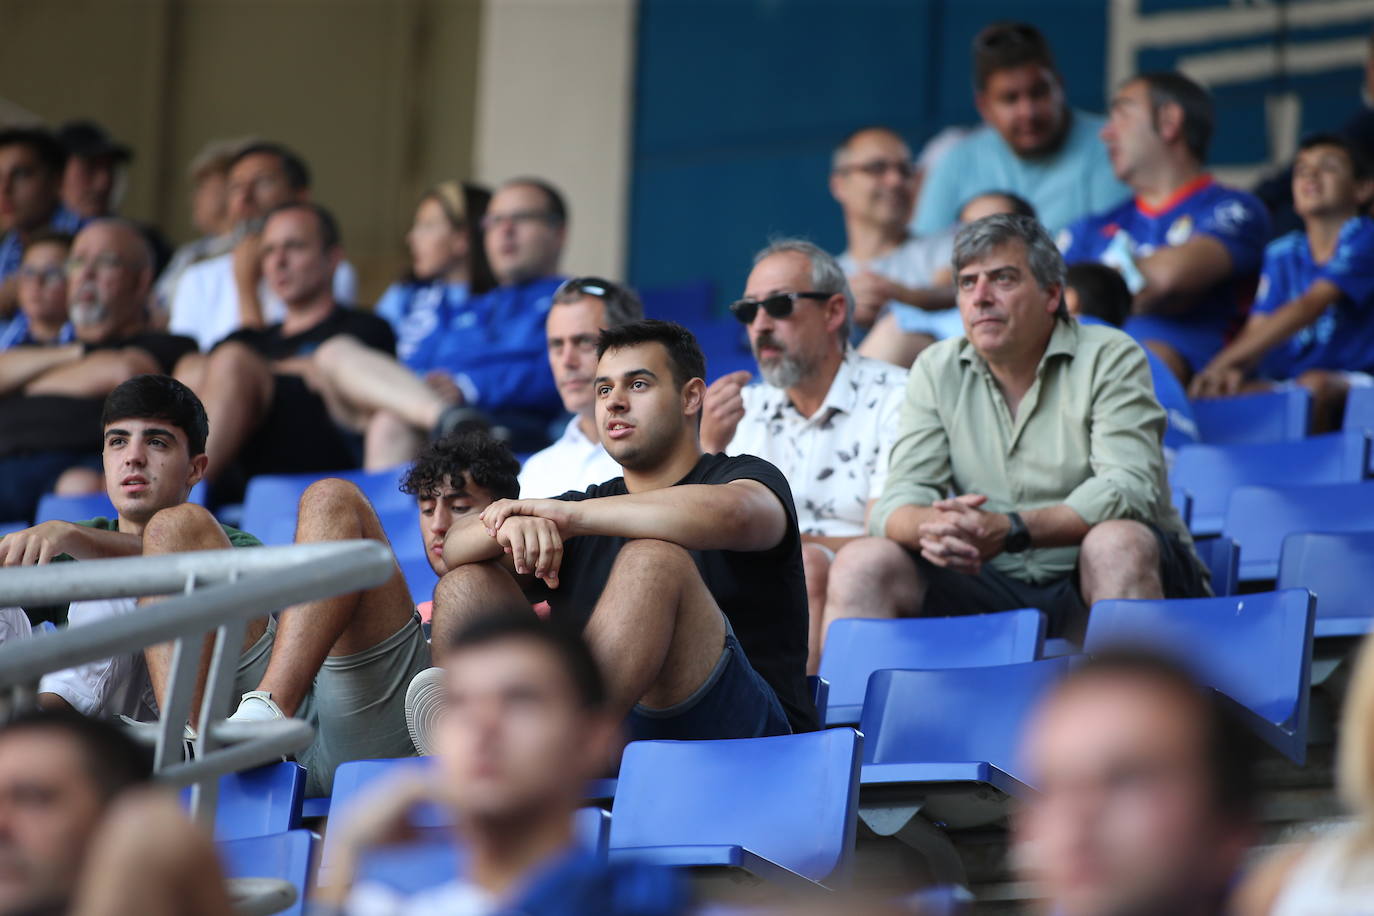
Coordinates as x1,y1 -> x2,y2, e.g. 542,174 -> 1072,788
830,127 -> 917,231
67,219 -> 154,343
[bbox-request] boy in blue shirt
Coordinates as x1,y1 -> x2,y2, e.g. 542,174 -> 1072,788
1059,72 -> 1270,383
1190,134 -> 1374,431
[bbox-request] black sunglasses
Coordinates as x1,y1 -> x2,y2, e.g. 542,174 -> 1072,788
555,276 -> 616,299
728,291 -> 831,324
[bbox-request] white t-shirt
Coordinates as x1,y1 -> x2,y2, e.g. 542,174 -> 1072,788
838,231 -> 961,339
517,417 -> 622,498
37,597 -> 156,718
169,251 -> 359,351
1270,827 -> 1374,916
0,606 -> 31,645
726,350 -> 906,537
345,878 -> 494,916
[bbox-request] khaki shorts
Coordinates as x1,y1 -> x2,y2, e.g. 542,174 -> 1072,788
235,612 -> 431,796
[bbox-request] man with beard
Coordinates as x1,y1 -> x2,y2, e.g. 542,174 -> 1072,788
701,240 -> 905,674
913,22 -> 1125,236
409,319 -> 817,751
0,219 -> 195,522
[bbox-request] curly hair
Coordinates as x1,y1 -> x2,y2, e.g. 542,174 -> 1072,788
400,430 -> 521,501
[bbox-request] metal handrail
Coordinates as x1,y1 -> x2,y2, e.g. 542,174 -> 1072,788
0,540 -> 396,829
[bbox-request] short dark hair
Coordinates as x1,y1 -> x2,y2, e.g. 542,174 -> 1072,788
1066,262 -> 1132,327
1051,649 -> 1257,823
0,127 -> 66,176
228,141 -> 310,191
21,229 -> 73,255
263,200 -> 341,250
501,177 -> 567,227
1299,131 -> 1372,181
400,430 -> 520,502
596,319 -> 705,391
101,375 -> 209,458
447,613 -> 606,710
1,709 -> 152,801
1135,71 -> 1214,163
972,22 -> 1058,92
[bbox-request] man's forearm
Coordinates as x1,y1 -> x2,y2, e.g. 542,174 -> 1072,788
882,504 -> 946,550
894,285 -> 956,313
442,515 -> 507,569
64,525 -> 142,559
1211,283 -> 1341,373
0,343 -> 83,396
571,482 -> 785,552
1021,504 -> 1091,549
24,349 -> 158,397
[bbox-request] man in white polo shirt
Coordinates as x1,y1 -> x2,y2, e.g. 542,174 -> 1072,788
701,240 -> 906,673
517,277 -> 643,497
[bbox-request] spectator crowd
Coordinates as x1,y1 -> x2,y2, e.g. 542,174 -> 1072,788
1,18 -> 1373,916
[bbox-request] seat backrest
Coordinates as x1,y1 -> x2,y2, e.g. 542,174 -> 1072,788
34,491 -> 116,525
1085,589 -> 1315,763
1191,389 -> 1310,445
859,658 -> 1073,783
217,829 -> 313,916
240,466 -> 412,546
1191,536 -> 1238,596
609,728 -> 863,885
399,554 -> 437,606
320,757 -> 435,873
211,761 -> 305,841
819,610 -> 1045,725
1344,386 -> 1374,434
1172,432 -> 1368,535
1222,482 -> 1374,581
378,506 -> 424,561
1279,531 -> 1374,637
0,521 -> 28,537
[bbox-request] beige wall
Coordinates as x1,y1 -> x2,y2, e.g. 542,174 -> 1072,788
0,0 -> 486,305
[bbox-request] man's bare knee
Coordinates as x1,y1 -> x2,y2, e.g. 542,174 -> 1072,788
801,543 -> 832,591
313,334 -> 361,376
142,503 -> 225,554
611,538 -> 694,577
1080,520 -> 1158,575
434,561 -> 531,618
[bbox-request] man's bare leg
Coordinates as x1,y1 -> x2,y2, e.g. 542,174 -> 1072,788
430,561 -> 536,662
801,543 -> 832,675
581,539 -> 728,717
314,335 -> 450,430
185,342 -> 274,482
140,503 -> 269,726
247,478 -> 417,716
820,537 -> 924,658
1078,520 -> 1164,606
365,409 -> 426,471
1295,369 -> 1351,434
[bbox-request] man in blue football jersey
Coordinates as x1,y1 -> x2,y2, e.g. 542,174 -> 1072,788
1059,72 -> 1270,383
1190,134 -> 1374,431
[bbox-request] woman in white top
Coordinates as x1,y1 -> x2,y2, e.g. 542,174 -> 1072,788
1235,631 -> 1374,914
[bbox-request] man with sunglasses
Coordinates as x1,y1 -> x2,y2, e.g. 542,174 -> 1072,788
831,127 -> 958,367
912,22 -> 1124,238
0,219 -> 196,523
702,240 -> 905,674
518,276 -> 643,497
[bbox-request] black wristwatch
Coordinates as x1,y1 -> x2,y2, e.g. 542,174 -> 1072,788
1003,512 -> 1031,553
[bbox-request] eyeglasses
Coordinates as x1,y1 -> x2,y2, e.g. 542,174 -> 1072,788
834,159 -> 917,180
17,265 -> 66,285
480,210 -> 555,232
65,253 -> 132,276
728,291 -> 831,324
554,276 -> 615,300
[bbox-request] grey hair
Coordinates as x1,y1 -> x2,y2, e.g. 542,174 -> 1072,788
551,276 -> 644,329
952,214 -> 1068,319
751,238 -> 855,344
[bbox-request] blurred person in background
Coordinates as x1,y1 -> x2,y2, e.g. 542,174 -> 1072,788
0,127 -> 80,322
0,230 -> 71,350
1016,650 -> 1257,916
1236,631 -> 1374,914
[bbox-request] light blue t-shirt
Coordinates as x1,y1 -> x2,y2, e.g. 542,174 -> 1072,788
913,109 -> 1126,236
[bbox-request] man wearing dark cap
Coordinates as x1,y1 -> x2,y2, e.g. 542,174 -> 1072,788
0,127 -> 81,319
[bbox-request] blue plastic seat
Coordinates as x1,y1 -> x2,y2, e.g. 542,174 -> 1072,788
1171,486 -> 1192,529
217,829 -> 313,916
1278,532 -> 1374,638
1085,589 -> 1315,763
1344,386 -> 1374,434
1191,389 -> 1310,445
1171,432 -> 1369,535
181,761 -> 305,841
240,466 -> 411,545
377,506 -> 424,561
819,610 -> 1045,726
1222,482 -> 1374,582
609,729 -> 863,890
0,521 -> 27,537
1192,536 -> 1238,596
398,554 -> 436,606
34,491 -> 116,524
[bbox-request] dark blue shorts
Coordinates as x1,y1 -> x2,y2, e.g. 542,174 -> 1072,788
0,451 -> 103,523
626,632 -> 791,741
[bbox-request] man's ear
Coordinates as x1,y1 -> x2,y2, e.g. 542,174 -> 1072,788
682,377 -> 706,416
1154,101 -> 1184,145
974,90 -> 992,126
825,293 -> 848,336
1045,283 -> 1064,316
187,453 -> 209,490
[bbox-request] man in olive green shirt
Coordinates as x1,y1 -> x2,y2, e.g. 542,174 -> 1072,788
836,213 -> 1205,638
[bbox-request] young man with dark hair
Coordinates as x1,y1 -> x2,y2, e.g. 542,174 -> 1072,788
400,431 -> 521,577
1190,134 -> 1374,431
179,201 -> 395,494
914,22 -> 1125,236
169,139 -> 359,350
321,614 -> 686,915
0,128 -> 81,321
415,319 -> 816,748
1060,70 -> 1271,383
1015,649 -> 1256,916
1065,262 -> 1199,464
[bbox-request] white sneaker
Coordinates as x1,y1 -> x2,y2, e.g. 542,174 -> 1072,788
227,690 -> 285,722
404,667 -> 446,756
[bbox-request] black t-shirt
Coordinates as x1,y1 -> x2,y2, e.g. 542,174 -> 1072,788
0,332 -> 198,456
219,306 -> 396,360
541,453 -> 818,733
